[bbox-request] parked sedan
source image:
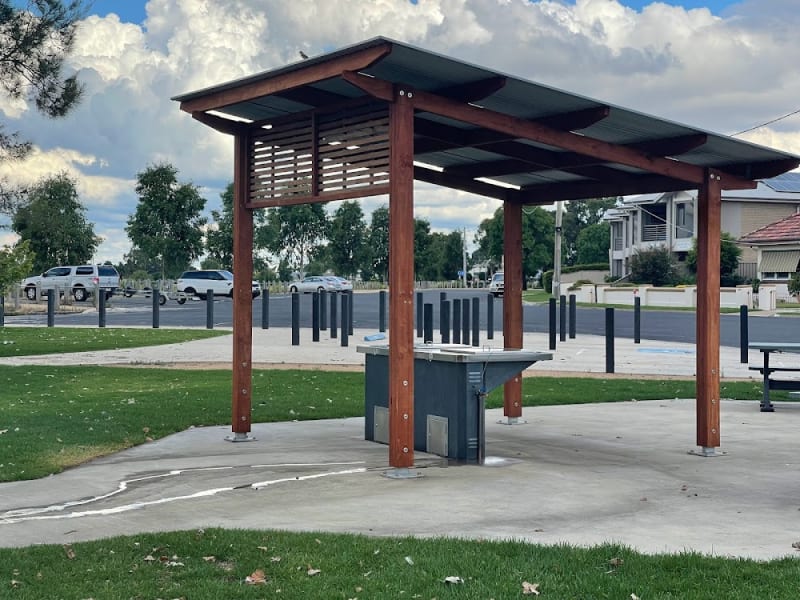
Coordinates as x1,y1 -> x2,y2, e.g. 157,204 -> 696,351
288,275 -> 340,293
328,276 -> 353,291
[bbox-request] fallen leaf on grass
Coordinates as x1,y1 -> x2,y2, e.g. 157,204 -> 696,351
10,580 -> 21,588
443,576 -> 464,584
245,569 -> 268,585
307,566 -> 321,576
257,546 -> 269,551
404,556 -> 414,565
522,581 -> 540,595
64,544 -> 76,560
608,557 -> 624,568
631,594 -> 641,600
202,556 -> 216,562
143,555 -> 156,562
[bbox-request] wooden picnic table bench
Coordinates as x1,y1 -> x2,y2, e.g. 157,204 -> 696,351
748,342 -> 800,412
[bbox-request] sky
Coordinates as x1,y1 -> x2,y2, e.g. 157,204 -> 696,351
2,0 -> 799,266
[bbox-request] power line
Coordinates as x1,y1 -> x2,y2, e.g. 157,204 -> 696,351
730,108 -> 800,137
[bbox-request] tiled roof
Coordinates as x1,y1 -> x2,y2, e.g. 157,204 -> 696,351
739,212 -> 800,244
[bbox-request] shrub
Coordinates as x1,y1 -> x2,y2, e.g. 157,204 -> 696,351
629,247 -> 677,286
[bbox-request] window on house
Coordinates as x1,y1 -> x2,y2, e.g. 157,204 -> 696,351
675,202 -> 694,239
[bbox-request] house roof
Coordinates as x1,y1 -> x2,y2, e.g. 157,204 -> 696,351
739,212 -> 800,244
173,36 -> 799,204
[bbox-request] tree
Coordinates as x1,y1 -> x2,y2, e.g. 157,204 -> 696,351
264,204 -> 328,276
0,239 -> 34,294
126,164 -> 207,279
561,197 -> 618,265
328,200 -> 367,277
629,246 -> 677,286
423,231 -> 463,281
1,1 -> 89,212
12,172 -> 98,273
475,206 -> 554,279
205,183 -> 268,269
686,232 -> 743,286
575,222 -> 611,264
365,205 -> 389,281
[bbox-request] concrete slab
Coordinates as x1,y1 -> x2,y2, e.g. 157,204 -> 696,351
2,401 -> 799,559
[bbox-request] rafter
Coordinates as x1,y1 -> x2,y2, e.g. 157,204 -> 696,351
343,71 -> 757,190
181,43 -> 391,113
434,76 -> 507,102
191,111 -> 248,136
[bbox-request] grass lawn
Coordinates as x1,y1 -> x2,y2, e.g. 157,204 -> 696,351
0,327 -> 228,357
2,528 -> 799,599
0,366 -> 775,482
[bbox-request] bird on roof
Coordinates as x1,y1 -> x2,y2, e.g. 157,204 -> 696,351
299,50 -> 309,60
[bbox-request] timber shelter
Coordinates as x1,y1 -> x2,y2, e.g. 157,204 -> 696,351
173,37 -> 799,468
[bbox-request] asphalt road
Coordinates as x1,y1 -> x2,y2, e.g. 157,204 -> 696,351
5,289 -> 799,348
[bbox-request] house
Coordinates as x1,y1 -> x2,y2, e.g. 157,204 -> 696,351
738,211 -> 800,300
605,173 -> 800,280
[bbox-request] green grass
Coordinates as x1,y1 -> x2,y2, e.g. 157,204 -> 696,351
1,528 -> 798,599
0,327 -> 228,357
0,365 -> 778,482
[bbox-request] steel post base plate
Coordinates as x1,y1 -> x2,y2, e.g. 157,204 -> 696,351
496,417 -> 528,425
687,446 -> 726,457
382,468 -> 424,479
225,432 -> 257,443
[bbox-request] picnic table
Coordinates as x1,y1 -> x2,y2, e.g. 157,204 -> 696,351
748,342 -> 800,412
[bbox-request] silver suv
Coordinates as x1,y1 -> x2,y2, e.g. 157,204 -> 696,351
22,265 -> 120,302
176,270 -> 261,303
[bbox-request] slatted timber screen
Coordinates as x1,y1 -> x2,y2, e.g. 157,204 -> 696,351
250,103 -> 389,202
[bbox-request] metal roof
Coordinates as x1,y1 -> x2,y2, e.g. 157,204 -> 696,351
174,36 -> 799,203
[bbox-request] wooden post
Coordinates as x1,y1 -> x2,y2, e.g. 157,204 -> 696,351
696,169 -> 722,451
503,200 -> 524,420
231,132 -> 254,439
388,90 -> 415,468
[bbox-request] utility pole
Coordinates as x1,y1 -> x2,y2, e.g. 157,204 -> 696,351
462,227 -> 468,288
553,201 -> 563,298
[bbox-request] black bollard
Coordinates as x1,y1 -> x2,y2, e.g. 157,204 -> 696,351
206,290 -> 214,329
452,298 -> 462,344
340,292 -> 349,347
312,292 -> 320,342
461,296 -> 470,345
261,288 -> 269,329
152,287 -> 159,329
487,293 -> 494,340
47,292 -> 55,327
441,300 -> 451,343
348,290 -> 354,335
320,290 -> 327,331
0,295 -> 4,327
471,297 -> 480,347
98,289 -> 106,328
378,290 -> 386,333
548,297 -> 556,350
559,294 -> 566,342
291,292 -> 300,346
423,302 -> 433,343
634,296 -> 641,344
416,291 -> 423,337
330,291 -> 338,339
569,294 -> 576,339
740,305 -> 749,364
439,292 -> 447,337
605,307 -> 615,374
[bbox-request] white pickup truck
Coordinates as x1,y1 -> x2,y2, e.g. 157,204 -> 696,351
22,265 -> 121,302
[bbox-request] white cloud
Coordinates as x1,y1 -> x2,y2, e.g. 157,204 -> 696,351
3,0 -> 799,264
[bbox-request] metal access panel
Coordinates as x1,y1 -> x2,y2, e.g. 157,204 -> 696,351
373,406 -> 389,444
426,415 -> 449,457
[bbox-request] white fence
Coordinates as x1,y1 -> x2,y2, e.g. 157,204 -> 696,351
569,284 -> 765,309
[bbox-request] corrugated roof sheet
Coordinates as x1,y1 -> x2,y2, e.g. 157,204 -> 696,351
173,37 -> 800,202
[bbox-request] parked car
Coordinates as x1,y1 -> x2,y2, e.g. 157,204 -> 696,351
328,276 -> 353,291
489,272 -> 504,297
176,269 -> 261,303
22,264 -> 120,302
288,275 -> 340,294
